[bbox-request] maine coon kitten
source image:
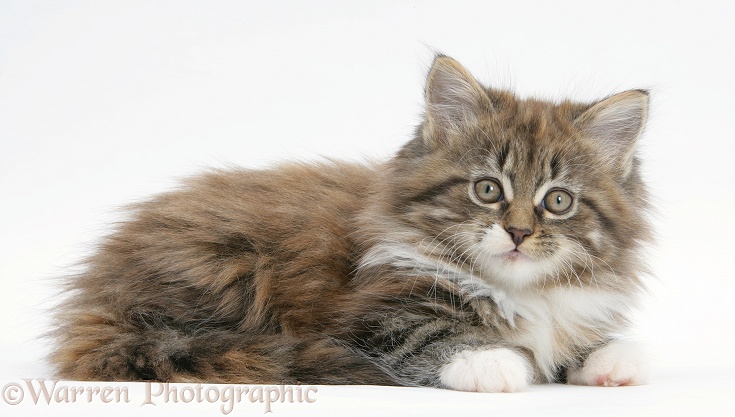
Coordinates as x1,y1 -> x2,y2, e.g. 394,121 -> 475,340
51,55 -> 652,392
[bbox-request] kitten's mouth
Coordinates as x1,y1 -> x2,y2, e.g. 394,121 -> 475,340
502,249 -> 530,262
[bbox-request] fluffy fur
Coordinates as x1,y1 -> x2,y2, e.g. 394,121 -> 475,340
51,55 -> 653,392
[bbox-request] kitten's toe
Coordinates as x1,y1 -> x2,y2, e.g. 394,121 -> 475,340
567,341 -> 648,387
440,347 -> 531,392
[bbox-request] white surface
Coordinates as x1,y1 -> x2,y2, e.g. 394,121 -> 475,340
2,1 -> 734,416
0,372 -> 732,417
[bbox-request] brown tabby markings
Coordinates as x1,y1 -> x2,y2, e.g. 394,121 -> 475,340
51,55 -> 652,388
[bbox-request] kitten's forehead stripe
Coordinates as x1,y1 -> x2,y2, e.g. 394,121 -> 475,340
550,153 -> 561,180
497,142 -> 510,171
525,147 -> 535,169
534,175 -> 545,192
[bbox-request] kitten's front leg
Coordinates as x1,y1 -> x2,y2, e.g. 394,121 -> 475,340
352,270 -> 534,392
567,341 -> 649,387
360,315 -> 534,392
434,298 -> 531,392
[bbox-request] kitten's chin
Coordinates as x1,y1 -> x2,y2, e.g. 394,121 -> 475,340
480,249 -> 547,290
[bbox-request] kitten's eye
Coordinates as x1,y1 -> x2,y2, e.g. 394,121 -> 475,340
543,189 -> 574,214
474,179 -> 503,203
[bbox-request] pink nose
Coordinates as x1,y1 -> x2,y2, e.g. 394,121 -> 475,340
506,227 -> 532,247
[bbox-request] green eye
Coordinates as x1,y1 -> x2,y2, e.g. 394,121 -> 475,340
474,178 -> 503,203
543,189 -> 574,214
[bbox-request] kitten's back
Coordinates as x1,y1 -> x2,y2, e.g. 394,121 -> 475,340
51,161 -> 386,382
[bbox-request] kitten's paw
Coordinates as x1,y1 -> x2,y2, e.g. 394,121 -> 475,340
440,347 -> 532,392
567,341 -> 648,387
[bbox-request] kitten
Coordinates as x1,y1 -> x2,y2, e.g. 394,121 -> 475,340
51,55 -> 652,392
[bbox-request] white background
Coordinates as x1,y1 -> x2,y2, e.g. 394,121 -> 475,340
1,1 -> 734,416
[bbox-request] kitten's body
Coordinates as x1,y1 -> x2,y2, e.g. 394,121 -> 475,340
52,56 -> 652,391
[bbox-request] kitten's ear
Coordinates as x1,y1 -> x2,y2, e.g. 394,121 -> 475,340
574,90 -> 649,178
423,55 -> 492,148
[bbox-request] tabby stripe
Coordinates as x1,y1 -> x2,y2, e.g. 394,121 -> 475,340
369,327 -> 416,355
579,197 -> 618,235
409,177 -> 466,204
384,321 -> 455,365
550,153 -> 561,180
399,327 -> 454,362
497,142 -> 510,170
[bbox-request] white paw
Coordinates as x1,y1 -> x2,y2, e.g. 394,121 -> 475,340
440,347 -> 532,392
567,341 -> 649,387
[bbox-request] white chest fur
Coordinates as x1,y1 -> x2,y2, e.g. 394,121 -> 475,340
497,286 -> 633,380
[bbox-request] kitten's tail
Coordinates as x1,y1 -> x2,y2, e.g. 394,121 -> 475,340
50,311 -> 397,384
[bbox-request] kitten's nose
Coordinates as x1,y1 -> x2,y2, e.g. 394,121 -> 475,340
506,227 -> 532,247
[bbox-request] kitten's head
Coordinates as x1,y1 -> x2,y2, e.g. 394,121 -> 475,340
369,55 -> 652,294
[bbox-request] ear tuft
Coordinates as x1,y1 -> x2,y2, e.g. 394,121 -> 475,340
574,90 -> 649,178
423,56 -> 491,148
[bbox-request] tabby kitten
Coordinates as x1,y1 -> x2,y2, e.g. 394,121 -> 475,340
52,55 -> 652,392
